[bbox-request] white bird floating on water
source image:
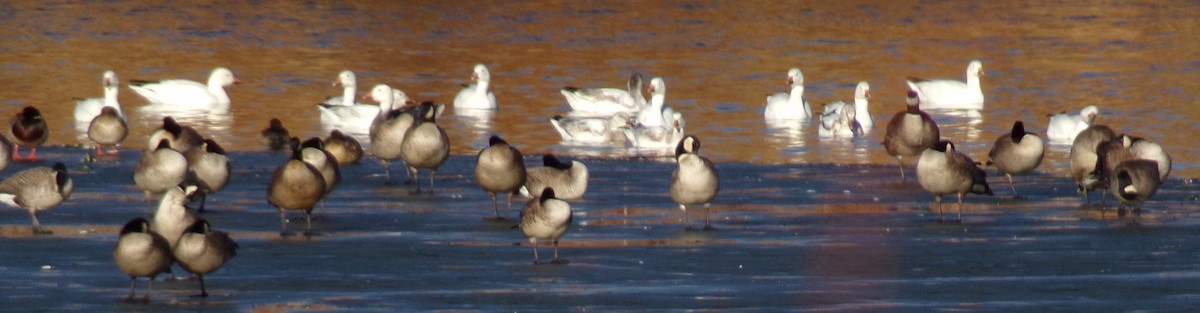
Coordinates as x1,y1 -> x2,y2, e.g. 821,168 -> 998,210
906,60 -> 984,110
1046,105 -> 1099,144
131,67 -> 240,113
764,68 -> 811,121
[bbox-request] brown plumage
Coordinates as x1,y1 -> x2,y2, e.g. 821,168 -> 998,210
0,162 -> 73,234
881,91 -> 939,181
400,102 -> 450,192
268,140 -> 327,237
173,219 -> 238,297
5,106 -> 48,161
475,135 -> 526,220
88,106 -> 128,156
1069,125 -> 1117,205
261,118 -> 290,151
113,218 -> 173,302
917,140 -> 993,222
147,116 -> 203,153
986,121 -> 1044,196
323,129 -> 363,165
185,139 -> 230,212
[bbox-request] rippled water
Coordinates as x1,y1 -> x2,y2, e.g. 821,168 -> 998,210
2,1 -> 1200,311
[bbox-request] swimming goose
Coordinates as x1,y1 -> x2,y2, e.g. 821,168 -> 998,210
400,102 -> 450,192
764,68 -> 812,120
317,71 -> 383,134
113,218 -> 173,302
131,67 -> 240,111
185,139 -> 230,212
0,162 -> 73,234
882,90 -> 940,180
818,101 -> 864,138
561,73 -> 646,115
299,137 -> 341,198
518,188 -> 572,265
906,60 -> 984,110
819,81 -> 873,135
475,135 -> 527,220
916,140 -> 993,222
261,118 -> 290,151
151,185 -> 199,251
670,135 -> 720,230
1109,159 -> 1161,216
1047,105 -> 1099,143
146,116 -> 204,153
623,111 -> 685,149
521,154 -> 589,200
453,64 -> 498,111
268,142 -> 327,237
985,121 -> 1045,196
636,77 -> 670,127
365,84 -> 415,183
88,106 -> 128,156
6,106 -> 48,161
323,129 -> 363,165
134,140 -> 189,201
550,114 -> 630,144
1069,125 -> 1117,205
74,70 -> 125,122
173,219 -> 238,298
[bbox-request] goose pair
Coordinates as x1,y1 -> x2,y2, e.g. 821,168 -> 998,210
905,60 -> 984,110
818,81 -> 872,138
0,162 -> 73,234
74,70 -> 126,123
147,116 -> 204,153
399,102 -> 451,192
114,217 -> 237,300
560,73 -> 646,115
475,135 -> 526,220
550,114 -> 630,145
185,139 -> 230,212
131,67 -> 240,112
316,70 -> 414,134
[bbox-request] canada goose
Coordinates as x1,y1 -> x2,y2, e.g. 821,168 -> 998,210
0,162 -> 73,234
146,116 -> 203,153
1069,125 -> 1117,204
6,106 -> 48,161
916,140 -> 993,222
173,219 -> 238,297
299,137 -> 341,199
185,139 -> 230,213
985,121 -> 1044,196
521,154 -> 589,200
365,84 -> 416,183
400,102 -> 450,192
261,118 -> 290,151
1110,159 -> 1161,216
88,106 -> 128,156
113,218 -> 173,302
268,142 -> 327,237
905,60 -> 984,110
134,140 -> 188,201
475,135 -> 526,220
518,188 -> 572,264
151,185 -> 199,251
670,136 -> 720,230
0,137 -> 12,172
323,129 -> 363,165
882,90 -> 940,180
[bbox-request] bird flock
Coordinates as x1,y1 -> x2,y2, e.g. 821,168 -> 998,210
0,59 -> 1172,302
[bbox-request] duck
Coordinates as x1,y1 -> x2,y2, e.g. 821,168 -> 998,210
88,106 -> 128,156
130,67 -> 240,111
518,188 -> 572,265
453,63 -> 498,112
134,140 -> 189,201
173,219 -> 238,298
818,101 -> 864,138
261,118 -> 290,151
623,111 -> 685,149
0,162 -> 73,234
881,90 -> 940,181
112,218 -> 173,302
323,129 -> 363,165
985,121 -> 1045,196
916,140 -> 994,222
6,106 -> 48,161
764,68 -> 812,120
185,139 -> 230,212
561,73 -> 646,115
1109,159 -> 1161,216
1069,125 -> 1117,205
267,141 -> 327,237
74,70 -> 125,123
1046,105 -> 1099,143
550,114 -> 630,145
400,102 -> 450,192
365,84 -> 416,183
299,137 -> 341,200
670,135 -> 720,230
475,135 -> 526,220
635,77 -> 670,127
521,154 -> 589,200
150,185 -> 199,251
146,116 -> 204,153
905,60 -> 984,110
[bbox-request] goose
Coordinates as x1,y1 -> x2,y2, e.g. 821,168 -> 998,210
764,68 -> 812,120
299,137 -> 341,199
323,129 -> 363,165
261,118 -> 290,151
1069,125 -> 1117,205
818,101 -> 864,138
561,73 -> 646,115
0,162 -> 73,234
113,218 -> 172,302
1046,105 -> 1099,143
173,219 -> 238,298
134,140 -> 188,201
267,141 -> 327,237
818,81 -> 872,135
985,121 -> 1045,196
453,63 -> 498,111
550,114 -> 630,144
521,154 -> 589,200
400,102 -> 450,192
146,116 -> 204,153
150,185 -> 199,251
185,139 -> 230,212
881,90 -> 940,180
1095,134 -> 1172,192
916,140 -> 993,222
623,111 -> 685,149
74,70 -> 125,123
1110,159 -> 1161,216
130,67 -> 240,111
1129,137 -> 1171,182
518,188 -> 572,265
6,106 -> 48,161
670,135 -> 720,230
321,70 -> 366,106
635,77 -> 670,127
365,84 -> 416,183
0,137 -> 11,172
475,135 -> 526,220
88,106 -> 128,156
316,71 -> 391,134
906,60 -> 984,110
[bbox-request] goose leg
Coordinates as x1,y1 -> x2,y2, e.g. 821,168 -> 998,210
1006,174 -> 1017,196
550,240 -> 568,265
278,209 -> 289,237
125,277 -> 137,301
702,203 -> 715,231
194,275 -> 209,298
935,195 -> 944,222
897,157 -> 906,181
380,160 -> 392,184
530,239 -> 540,264
957,193 -> 965,222
303,209 -> 313,237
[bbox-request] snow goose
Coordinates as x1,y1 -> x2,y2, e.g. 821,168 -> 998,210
985,121 -> 1044,196
906,60 -> 984,110
453,64 -> 498,112
670,135 -> 720,230
635,77 -> 669,127
113,218 -> 172,302
518,188 -> 572,265
475,135 -> 526,220
131,67 -> 240,112
623,111 -> 685,149
916,140 -> 993,222
88,106 -> 128,156
317,70 -> 386,133
1047,105 -> 1099,144
173,219 -> 238,298
0,162 -> 72,234
818,102 -> 863,138
561,73 -> 645,115
881,91 -> 940,181
764,68 -> 812,120
550,114 -> 630,145
74,70 -> 125,122
5,106 -> 48,161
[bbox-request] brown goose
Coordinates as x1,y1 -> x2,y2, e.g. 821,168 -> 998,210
185,139 -> 230,212
299,137 -> 340,200
521,154 -> 589,200
261,118 -> 290,151
113,218 -> 173,302
146,116 -> 203,153
1069,125 -> 1117,205
5,106 -> 48,161
985,121 -> 1044,196
475,135 -> 526,220
173,219 -> 238,297
365,84 -> 416,183
134,140 -> 188,201
323,129 -> 363,165
882,90 -> 939,181
268,140 -> 327,237
916,140 -> 993,222
518,188 -> 572,265
670,135 -> 720,230
0,162 -> 73,234
1110,159 -> 1161,216
400,102 -> 450,192
88,106 -> 128,156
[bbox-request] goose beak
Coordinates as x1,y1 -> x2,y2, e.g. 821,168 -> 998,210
332,79 -> 342,87
233,78 -> 243,85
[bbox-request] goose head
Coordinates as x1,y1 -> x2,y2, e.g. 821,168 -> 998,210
208,67 -> 240,87
472,64 -> 491,84
334,70 -> 356,87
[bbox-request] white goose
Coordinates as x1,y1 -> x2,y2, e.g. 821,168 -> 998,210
550,114 -> 630,145
906,60 -> 984,110
818,81 -> 872,137
453,64 -> 498,112
318,75 -> 412,134
624,111 -> 685,149
131,67 -> 240,112
764,68 -> 811,120
74,70 -> 125,123
635,77 -> 670,127
1046,105 -> 1099,143
561,73 -> 646,115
